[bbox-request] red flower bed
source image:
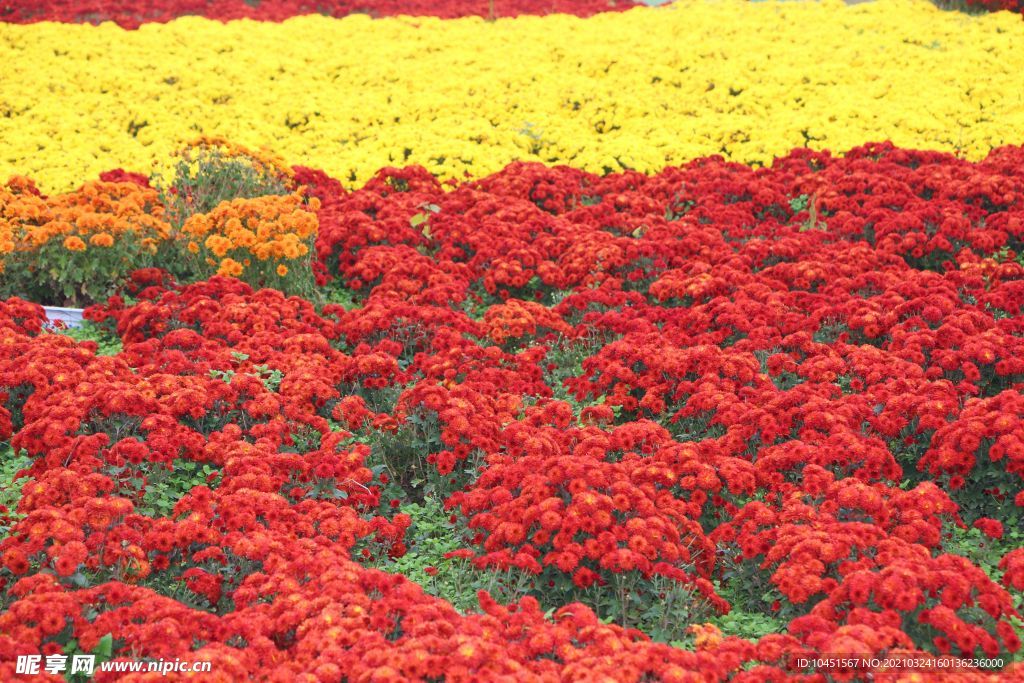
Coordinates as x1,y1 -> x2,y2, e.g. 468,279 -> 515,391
5,0 -> 1024,27
3,143 -> 1024,678
964,0 -> 1024,12
0,0 -> 640,27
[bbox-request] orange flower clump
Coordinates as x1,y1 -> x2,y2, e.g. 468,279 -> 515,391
182,190 -> 318,281
1,179 -> 170,256
0,178 -> 170,305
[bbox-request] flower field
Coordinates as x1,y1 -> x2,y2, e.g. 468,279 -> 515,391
4,1 -> 1024,192
2,1 -> 1024,681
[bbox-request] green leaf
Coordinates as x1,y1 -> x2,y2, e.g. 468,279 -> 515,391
95,633 -> 114,659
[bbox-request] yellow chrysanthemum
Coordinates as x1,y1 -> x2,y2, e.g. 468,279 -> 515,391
2,0 -> 1023,192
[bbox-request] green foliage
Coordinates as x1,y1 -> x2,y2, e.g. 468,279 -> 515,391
993,244 -> 1024,268
944,525 -> 1000,574
283,425 -> 324,455
797,194 -> 826,232
715,547 -> 787,620
667,410 -> 727,442
941,524 -> 1023,600
58,320 -> 122,356
944,463 -> 1023,527
119,459 -> 221,518
711,577 -> 786,641
811,320 -> 848,346
580,572 -> 717,643
372,500 -> 721,641
157,146 -> 290,229
209,354 -> 284,393
665,190 -> 695,221
543,335 -> 592,403
366,410 -> 481,502
543,332 -> 618,405
927,524 -> 1024,660
712,608 -> 785,641
409,202 -> 441,239
254,364 -> 283,392
788,194 -> 810,213
370,499 -> 464,594
63,632 -> 115,682
322,282 -> 363,311
0,232 -> 162,308
368,411 -> 442,501
0,444 -> 31,541
368,498 -> 533,613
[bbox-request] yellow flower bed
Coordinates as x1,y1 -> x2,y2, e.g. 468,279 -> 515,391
2,0 -> 1023,192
